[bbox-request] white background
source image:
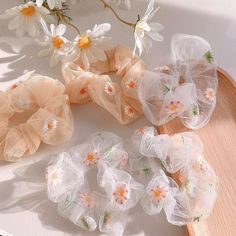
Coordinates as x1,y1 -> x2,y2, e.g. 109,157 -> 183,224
0,0 -> 235,236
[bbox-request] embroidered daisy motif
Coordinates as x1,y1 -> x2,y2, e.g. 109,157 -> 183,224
124,105 -> 135,117
104,81 -> 115,96
149,186 -> 168,205
125,78 -> 136,90
83,151 -> 100,166
79,193 -> 94,208
47,166 -> 63,186
165,101 -> 182,113
43,119 -> 58,133
112,183 -> 129,205
79,87 -> 89,99
204,88 -> 216,101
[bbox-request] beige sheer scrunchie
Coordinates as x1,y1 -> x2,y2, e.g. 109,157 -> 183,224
62,45 -> 146,125
0,74 -> 73,162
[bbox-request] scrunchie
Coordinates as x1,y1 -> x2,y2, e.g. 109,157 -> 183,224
0,74 -> 73,162
128,126 -> 218,225
62,45 -> 146,125
46,132 -> 144,235
138,34 -> 218,129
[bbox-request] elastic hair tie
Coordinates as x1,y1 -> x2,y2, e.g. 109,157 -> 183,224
138,34 -> 218,129
0,74 -> 73,162
46,132 -> 143,235
128,126 -> 218,225
62,45 -> 146,125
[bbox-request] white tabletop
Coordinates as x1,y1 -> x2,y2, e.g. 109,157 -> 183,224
0,0 -> 235,236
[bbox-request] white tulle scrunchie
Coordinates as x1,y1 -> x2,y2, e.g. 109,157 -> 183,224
138,34 -> 218,129
127,126 -> 218,225
46,132 -> 144,235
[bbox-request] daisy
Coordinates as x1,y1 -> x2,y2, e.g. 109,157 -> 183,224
83,151 -> 100,166
37,22 -> 69,67
66,23 -> 111,70
204,88 -> 216,101
36,0 -> 66,10
47,166 -> 63,186
43,119 -> 58,133
133,0 -> 164,56
79,193 -> 94,208
149,185 -> 168,205
104,81 -> 115,96
164,101 -> 183,114
107,0 -> 131,9
125,78 -> 136,90
124,105 -> 135,117
79,87 -> 89,99
112,183 -> 129,205
0,1 -> 52,37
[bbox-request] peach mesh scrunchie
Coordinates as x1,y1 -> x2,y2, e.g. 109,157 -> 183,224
0,74 -> 73,162
62,45 -> 146,125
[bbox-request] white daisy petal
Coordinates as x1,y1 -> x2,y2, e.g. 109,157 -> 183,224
56,24 -> 66,36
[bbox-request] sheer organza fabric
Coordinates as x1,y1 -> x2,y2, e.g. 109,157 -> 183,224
47,127 -> 217,234
62,45 -> 146,125
138,34 -> 218,129
46,132 -> 144,235
0,74 -> 73,162
128,126 -> 218,225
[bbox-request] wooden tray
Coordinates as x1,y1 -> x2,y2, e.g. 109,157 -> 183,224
157,68 -> 236,236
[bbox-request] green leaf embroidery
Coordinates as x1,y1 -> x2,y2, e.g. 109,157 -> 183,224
190,103 -> 199,116
193,214 -> 203,222
142,166 -> 151,176
163,85 -> 170,94
81,217 -> 90,230
204,51 -> 214,64
103,211 -> 110,225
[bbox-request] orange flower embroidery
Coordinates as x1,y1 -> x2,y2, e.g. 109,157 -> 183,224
83,151 -> 100,166
204,88 -> 215,101
150,186 -> 168,204
104,81 -> 115,96
79,193 -> 93,208
125,79 -> 136,90
165,101 -> 182,113
79,87 -> 89,99
113,183 -> 129,205
21,5 -> 36,16
124,105 -> 135,117
43,119 -> 58,133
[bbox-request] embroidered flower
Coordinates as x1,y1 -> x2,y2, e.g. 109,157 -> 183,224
112,183 -> 129,205
0,1 -> 52,37
47,166 -> 63,186
79,193 -> 94,208
43,119 -> 58,133
125,78 -> 136,90
83,151 -> 100,166
124,105 -> 135,117
149,186 -> 168,205
104,81 -> 115,96
135,126 -> 148,135
165,101 -> 182,113
79,87 -> 89,99
133,0 -> 164,56
204,88 -> 216,101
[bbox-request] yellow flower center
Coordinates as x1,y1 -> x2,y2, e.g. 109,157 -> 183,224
52,37 -> 64,49
86,153 -> 94,162
151,187 -> 167,201
78,36 -> 91,49
21,6 -> 36,16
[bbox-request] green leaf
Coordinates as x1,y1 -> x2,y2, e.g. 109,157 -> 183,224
204,51 -> 214,64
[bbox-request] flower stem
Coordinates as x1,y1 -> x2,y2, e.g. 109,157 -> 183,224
98,0 -> 135,28
56,9 -> 81,35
